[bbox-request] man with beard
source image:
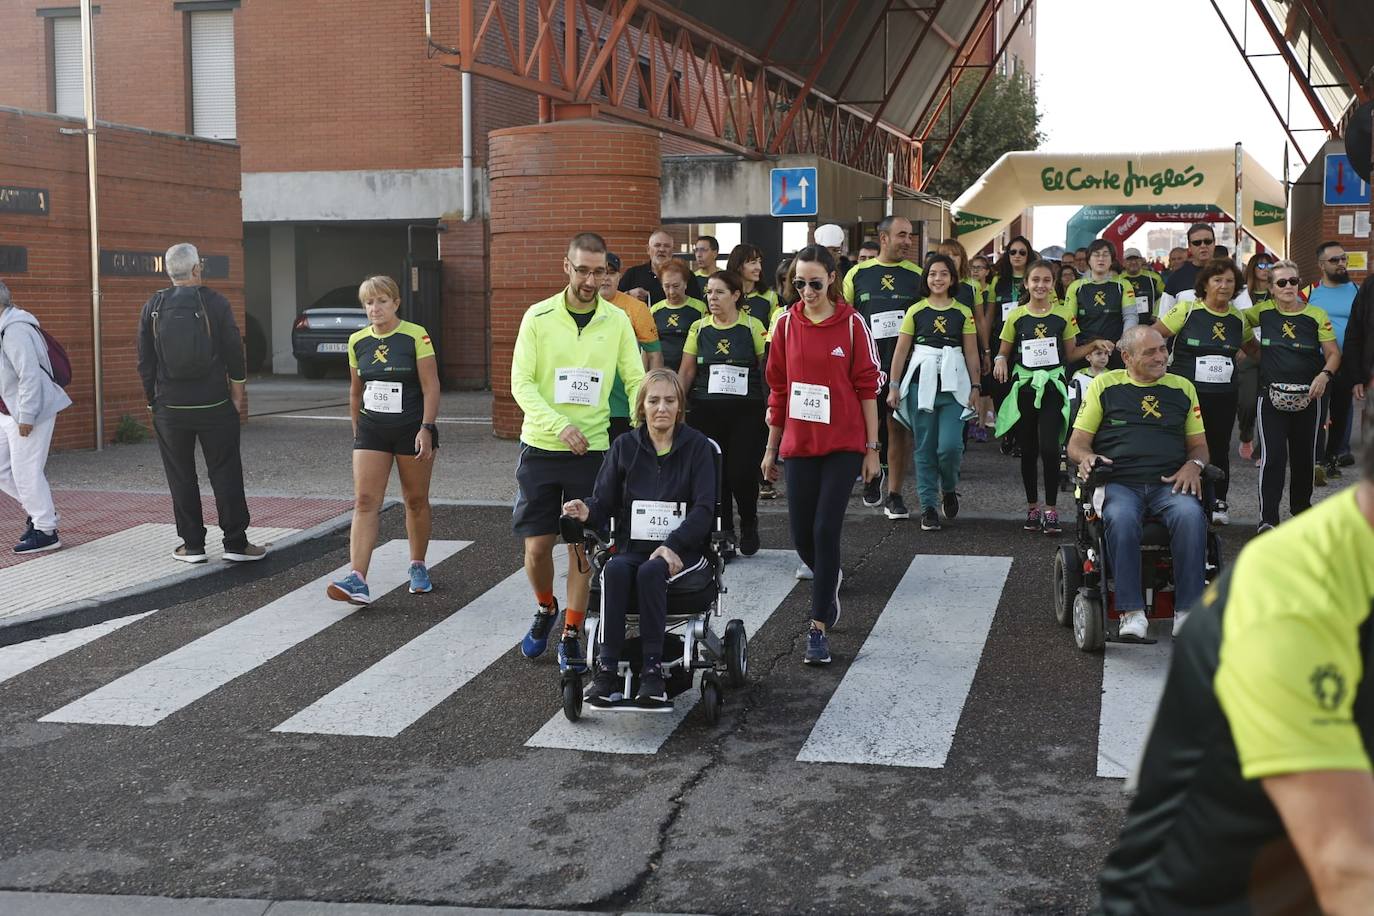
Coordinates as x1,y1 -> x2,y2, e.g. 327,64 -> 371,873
510,232 -> 646,674
1304,242 -> 1360,480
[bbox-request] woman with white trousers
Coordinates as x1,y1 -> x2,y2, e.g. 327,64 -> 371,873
0,280 -> 71,553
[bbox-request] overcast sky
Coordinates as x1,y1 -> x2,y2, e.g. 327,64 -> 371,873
1030,0 -> 1328,250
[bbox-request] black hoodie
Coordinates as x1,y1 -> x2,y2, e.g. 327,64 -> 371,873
584,422 -> 716,556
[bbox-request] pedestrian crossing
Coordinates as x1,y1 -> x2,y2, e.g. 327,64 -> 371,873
4,537 -> 1174,778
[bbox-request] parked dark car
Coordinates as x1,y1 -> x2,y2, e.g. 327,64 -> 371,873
292,286 -> 368,379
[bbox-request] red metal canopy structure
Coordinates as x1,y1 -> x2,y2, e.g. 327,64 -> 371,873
429,0 -> 1034,192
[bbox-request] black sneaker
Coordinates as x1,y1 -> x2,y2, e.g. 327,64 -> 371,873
636,664 -> 671,708
861,471 -> 884,508
1338,452 -> 1356,468
920,507 -> 941,531
759,480 -> 778,500
941,490 -> 960,520
999,435 -> 1016,456
1324,458 -> 1343,479
739,519 -> 760,556
884,492 -> 910,520
584,668 -> 622,706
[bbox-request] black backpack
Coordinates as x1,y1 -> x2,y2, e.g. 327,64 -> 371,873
151,287 -> 215,380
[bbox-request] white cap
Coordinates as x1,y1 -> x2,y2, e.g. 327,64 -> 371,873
1123,247 -> 1143,259
814,224 -> 845,248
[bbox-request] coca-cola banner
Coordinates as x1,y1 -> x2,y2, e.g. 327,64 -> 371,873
951,148 -> 1287,256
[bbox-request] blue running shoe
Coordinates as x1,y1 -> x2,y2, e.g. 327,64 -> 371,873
326,572 -> 371,605
408,562 -> 432,594
557,632 -> 587,673
521,599 -> 559,659
13,528 -> 60,555
803,625 -> 831,665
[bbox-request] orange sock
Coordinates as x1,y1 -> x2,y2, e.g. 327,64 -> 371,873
536,590 -> 556,610
564,608 -> 585,632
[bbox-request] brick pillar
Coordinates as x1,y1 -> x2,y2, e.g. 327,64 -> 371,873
488,119 -> 661,439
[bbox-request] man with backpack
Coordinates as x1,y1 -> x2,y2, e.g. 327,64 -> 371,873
0,279 -> 72,554
136,243 -> 266,563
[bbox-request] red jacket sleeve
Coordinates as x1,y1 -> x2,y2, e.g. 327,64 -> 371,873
765,312 -> 789,425
849,312 -> 883,398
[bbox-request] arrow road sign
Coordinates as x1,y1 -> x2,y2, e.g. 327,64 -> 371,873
1324,153 -> 1371,206
771,167 -> 819,217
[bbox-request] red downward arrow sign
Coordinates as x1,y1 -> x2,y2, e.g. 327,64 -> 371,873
779,176 -> 789,207
1337,161 -> 1346,195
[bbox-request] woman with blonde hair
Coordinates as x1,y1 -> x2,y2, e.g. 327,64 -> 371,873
327,275 -> 441,604
563,367 -> 717,708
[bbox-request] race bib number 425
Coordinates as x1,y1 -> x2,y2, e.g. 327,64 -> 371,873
554,368 -> 602,406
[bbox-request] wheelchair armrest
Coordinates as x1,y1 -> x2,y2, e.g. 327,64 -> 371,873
1202,464 -> 1226,482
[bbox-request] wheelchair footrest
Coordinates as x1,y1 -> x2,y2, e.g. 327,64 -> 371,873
1107,634 -> 1158,645
584,697 -> 675,714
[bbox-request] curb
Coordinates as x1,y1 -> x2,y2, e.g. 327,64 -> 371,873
0,505 -> 369,632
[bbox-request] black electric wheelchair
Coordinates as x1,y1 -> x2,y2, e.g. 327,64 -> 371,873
556,440 -> 748,723
1051,460 -> 1224,652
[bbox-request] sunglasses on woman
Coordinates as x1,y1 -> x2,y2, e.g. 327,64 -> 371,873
1273,277 -> 1300,288
792,278 -> 827,291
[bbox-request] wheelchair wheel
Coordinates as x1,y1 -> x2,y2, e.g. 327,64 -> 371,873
701,674 -> 723,725
1072,592 -> 1105,653
724,619 -> 748,688
1052,546 -> 1081,628
561,673 -> 583,722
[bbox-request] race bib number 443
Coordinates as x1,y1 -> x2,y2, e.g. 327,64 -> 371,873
789,382 -> 831,424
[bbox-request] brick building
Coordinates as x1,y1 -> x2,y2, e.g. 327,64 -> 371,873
0,107 -> 242,450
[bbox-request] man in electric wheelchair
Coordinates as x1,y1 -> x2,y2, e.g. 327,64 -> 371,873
560,368 -> 746,718
1063,326 -> 1219,649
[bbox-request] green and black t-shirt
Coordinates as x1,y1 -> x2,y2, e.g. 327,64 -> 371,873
1160,301 -> 1255,393
650,297 -> 707,371
843,258 -> 926,372
1072,370 -> 1204,485
899,298 -> 975,351
999,302 -> 1079,372
1066,276 -> 1136,345
1122,270 -> 1163,321
1098,488 -> 1374,914
741,287 -> 780,330
1251,300 -> 1337,386
348,320 -> 435,426
682,314 -> 768,402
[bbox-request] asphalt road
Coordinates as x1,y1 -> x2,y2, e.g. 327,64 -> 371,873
0,495 -> 1263,916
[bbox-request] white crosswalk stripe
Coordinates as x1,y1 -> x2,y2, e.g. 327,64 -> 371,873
796,554 -> 1013,768
1097,633 -> 1173,779
525,549 -> 799,755
6,536 -> 1177,776
0,611 -> 156,685
275,551 -> 571,738
40,540 -> 469,727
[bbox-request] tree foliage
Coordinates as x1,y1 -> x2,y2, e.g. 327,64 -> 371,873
923,71 -> 1044,202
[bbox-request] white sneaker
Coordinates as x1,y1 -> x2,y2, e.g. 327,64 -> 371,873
1118,610 -> 1149,640
1210,501 -> 1229,526
795,563 -> 814,581
1172,610 -> 1189,636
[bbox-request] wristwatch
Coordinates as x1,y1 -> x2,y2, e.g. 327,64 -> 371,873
421,422 -> 440,447
865,441 -> 881,451
1190,458 -> 1205,471
1321,369 -> 1335,379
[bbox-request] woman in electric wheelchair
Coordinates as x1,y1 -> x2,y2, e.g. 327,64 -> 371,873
561,368 -> 718,710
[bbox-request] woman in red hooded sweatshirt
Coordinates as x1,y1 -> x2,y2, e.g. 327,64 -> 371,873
761,245 -> 882,666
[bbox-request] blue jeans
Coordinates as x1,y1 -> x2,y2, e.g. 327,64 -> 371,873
912,391 -> 966,511
1101,482 -> 1207,614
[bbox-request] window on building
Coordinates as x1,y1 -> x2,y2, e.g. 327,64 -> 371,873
50,15 -> 86,118
188,9 -> 237,139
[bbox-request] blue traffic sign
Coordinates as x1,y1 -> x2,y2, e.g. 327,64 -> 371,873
1324,153 -> 1370,206
770,167 -> 818,217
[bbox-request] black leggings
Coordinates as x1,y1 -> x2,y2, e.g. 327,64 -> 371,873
1015,384 -> 1064,507
1256,392 -> 1323,526
688,398 -> 766,533
784,451 -> 861,628
1196,389 -> 1238,501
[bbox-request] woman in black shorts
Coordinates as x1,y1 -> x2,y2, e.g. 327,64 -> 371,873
327,275 -> 441,605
